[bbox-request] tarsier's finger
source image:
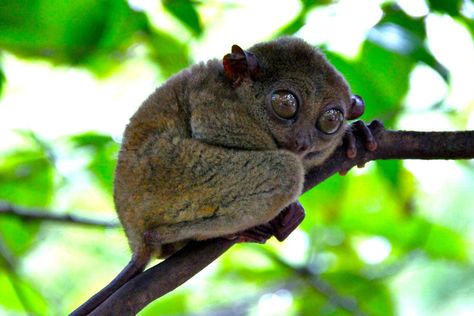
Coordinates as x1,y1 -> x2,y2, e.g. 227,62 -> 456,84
343,130 -> 357,159
352,120 -> 377,151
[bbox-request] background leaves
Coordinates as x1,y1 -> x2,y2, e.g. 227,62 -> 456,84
0,0 -> 473,315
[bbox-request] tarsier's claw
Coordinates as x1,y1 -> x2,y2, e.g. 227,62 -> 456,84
234,201 -> 306,243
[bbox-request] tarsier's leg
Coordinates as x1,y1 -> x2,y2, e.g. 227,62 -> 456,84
140,137 -> 305,245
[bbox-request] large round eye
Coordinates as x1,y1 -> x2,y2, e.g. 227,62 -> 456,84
317,109 -> 344,134
270,90 -> 298,119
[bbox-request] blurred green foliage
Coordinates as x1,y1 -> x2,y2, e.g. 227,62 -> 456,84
0,0 -> 473,315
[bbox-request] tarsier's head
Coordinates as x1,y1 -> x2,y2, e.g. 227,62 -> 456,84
223,37 -> 364,166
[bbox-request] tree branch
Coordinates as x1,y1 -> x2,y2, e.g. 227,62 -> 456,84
89,128 -> 474,315
0,201 -> 119,228
304,128 -> 474,189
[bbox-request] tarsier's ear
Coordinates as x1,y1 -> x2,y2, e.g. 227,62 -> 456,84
223,44 -> 260,87
347,95 -> 365,120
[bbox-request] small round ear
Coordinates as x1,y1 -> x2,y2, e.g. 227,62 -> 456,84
347,95 -> 365,120
223,44 -> 260,86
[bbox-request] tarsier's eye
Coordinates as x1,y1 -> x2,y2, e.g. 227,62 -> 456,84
271,90 -> 298,119
317,109 -> 344,134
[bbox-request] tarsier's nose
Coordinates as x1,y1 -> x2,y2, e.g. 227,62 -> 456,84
290,131 -> 313,154
293,139 -> 309,153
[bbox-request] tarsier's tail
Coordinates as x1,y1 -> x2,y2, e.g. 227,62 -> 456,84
69,250 -> 150,316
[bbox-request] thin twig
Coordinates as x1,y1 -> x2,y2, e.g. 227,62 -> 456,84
261,248 -> 367,316
85,128 -> 474,315
0,201 -> 119,228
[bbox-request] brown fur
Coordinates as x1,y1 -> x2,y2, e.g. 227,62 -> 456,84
114,37 -> 353,257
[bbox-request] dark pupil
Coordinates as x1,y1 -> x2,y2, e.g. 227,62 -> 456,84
318,109 -> 344,134
271,91 -> 297,119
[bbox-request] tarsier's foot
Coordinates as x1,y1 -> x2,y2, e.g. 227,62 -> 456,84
269,201 -> 305,241
229,201 -> 306,243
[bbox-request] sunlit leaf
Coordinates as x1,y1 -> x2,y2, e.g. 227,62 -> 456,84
300,176 -> 347,229
423,223 -> 467,261
0,149 -> 54,207
295,287 -> 331,315
217,245 -> 286,284
0,66 -> 4,97
460,16 -> 474,42
0,217 -> 40,257
140,291 -> 189,315
0,0 -> 148,75
0,270 -> 50,314
69,132 -> 119,193
371,3 -> 449,81
147,29 -> 191,78
337,185 -> 467,261
80,0 -> 149,76
326,40 -> 414,125
323,272 -> 394,316
276,0 -> 333,36
162,0 -> 202,36
0,146 -> 54,256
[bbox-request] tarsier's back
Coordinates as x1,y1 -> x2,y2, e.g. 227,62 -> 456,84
114,37 -> 356,258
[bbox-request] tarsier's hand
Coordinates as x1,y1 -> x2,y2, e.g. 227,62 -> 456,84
340,119 -> 384,175
232,201 -> 305,243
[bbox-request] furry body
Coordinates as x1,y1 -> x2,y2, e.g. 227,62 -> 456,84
114,37 -> 352,257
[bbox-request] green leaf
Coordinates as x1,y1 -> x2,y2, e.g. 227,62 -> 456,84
162,0 -> 202,36
326,40 -> 414,125
0,146 -> 54,256
423,223 -> 467,260
0,65 -> 4,97
0,148 -> 54,207
300,176 -> 346,229
427,0 -> 462,16
0,217 -> 40,257
0,0 -> 148,75
323,272 -> 395,316
276,0 -> 333,36
80,0 -> 149,76
295,273 -> 394,315
147,29 -> 191,78
216,245 -> 286,285
69,132 -> 119,193
460,16 -> 474,43
139,291 -> 188,315
0,270 -> 50,315
371,3 -> 449,81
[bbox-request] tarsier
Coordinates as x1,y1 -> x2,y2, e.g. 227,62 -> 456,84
71,37 -> 378,315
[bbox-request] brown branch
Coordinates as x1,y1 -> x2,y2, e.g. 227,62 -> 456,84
304,128 -> 474,190
89,128 -> 474,315
0,201 -> 119,228
90,238 -> 235,315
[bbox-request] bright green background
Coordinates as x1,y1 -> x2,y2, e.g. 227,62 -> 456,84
0,1 -> 473,315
